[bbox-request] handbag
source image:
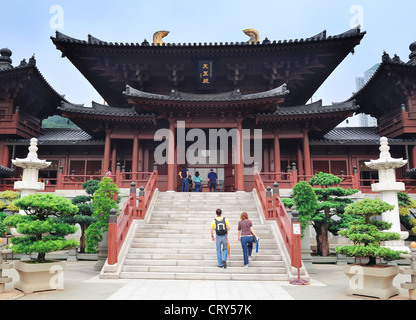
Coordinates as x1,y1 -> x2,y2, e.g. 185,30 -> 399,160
242,220 -> 256,244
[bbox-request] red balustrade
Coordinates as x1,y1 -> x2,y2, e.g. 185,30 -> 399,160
107,170 -> 158,265
253,172 -> 300,269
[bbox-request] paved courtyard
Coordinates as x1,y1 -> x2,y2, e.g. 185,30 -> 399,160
0,261 -> 411,301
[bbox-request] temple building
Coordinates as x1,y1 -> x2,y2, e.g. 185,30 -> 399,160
1,28 -> 416,193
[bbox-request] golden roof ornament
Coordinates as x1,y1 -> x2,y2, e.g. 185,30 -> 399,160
153,31 -> 170,45
243,29 -> 260,44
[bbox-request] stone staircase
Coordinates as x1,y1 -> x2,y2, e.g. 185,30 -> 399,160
118,192 -> 289,281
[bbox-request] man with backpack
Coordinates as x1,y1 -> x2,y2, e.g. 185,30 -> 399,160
210,208 -> 230,268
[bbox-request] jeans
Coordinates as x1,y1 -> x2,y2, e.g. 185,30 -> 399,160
215,234 -> 228,267
181,177 -> 188,192
195,182 -> 202,192
240,236 -> 253,266
209,182 -> 216,192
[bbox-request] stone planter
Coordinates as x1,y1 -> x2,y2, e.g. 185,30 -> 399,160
343,264 -> 400,299
14,260 -> 66,294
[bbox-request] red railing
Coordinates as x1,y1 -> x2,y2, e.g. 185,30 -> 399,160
260,171 -> 363,191
108,170 -> 158,265
253,172 -> 301,268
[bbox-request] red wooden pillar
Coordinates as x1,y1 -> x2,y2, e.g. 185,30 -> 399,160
129,182 -> 137,217
57,166 -> 63,189
303,129 -> 312,176
273,129 -> 281,174
102,129 -> 111,175
236,115 -> 244,191
115,162 -> 122,186
111,145 -> 117,174
132,133 -> 139,181
167,117 -> 176,191
108,208 -> 118,265
138,186 -> 145,218
266,186 -> 273,219
352,165 -> 360,190
297,143 -> 304,176
1,143 -> 9,167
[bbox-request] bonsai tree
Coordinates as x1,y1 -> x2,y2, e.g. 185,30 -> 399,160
0,190 -> 20,214
3,193 -> 79,263
292,172 -> 359,256
85,177 -> 119,253
335,198 -> 405,266
292,181 -> 320,232
398,192 -> 416,234
82,179 -> 100,196
59,180 -> 100,253
0,190 -> 20,237
1,190 -> 19,202
0,212 -> 8,237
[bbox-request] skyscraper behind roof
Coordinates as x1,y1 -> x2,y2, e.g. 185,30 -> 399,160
338,64 -> 379,127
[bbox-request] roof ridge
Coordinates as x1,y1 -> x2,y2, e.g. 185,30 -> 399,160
51,27 -> 365,48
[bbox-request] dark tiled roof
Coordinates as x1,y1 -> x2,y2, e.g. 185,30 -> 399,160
348,49 -> 416,104
124,84 -> 289,102
7,128 -> 102,145
52,27 -> 364,48
404,167 -> 416,177
58,101 -> 155,118
0,165 -> 14,178
311,127 -> 416,145
256,100 -> 358,117
0,51 -> 67,118
0,52 -> 66,102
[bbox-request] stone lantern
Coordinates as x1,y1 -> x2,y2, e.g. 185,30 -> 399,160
365,137 -> 409,252
12,137 -> 51,198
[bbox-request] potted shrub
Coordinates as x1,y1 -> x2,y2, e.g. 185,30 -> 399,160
335,198 -> 406,299
3,193 -> 78,293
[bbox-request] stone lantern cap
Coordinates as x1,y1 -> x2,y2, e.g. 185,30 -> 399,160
12,138 -> 51,170
365,137 -> 407,192
12,137 -> 51,194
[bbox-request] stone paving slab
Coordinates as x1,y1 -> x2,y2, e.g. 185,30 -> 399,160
0,261 -> 412,301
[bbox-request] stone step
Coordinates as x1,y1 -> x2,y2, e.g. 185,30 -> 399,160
127,248 -> 280,255
131,242 -> 278,251
148,218 -> 262,224
134,232 -> 273,239
119,272 -> 288,281
136,223 -> 270,230
153,206 -> 257,214
127,248 -> 281,257
117,191 -> 289,281
125,255 -> 281,263
121,264 -> 287,274
154,202 -> 255,207
135,226 -> 272,233
130,236 -> 275,244
123,258 -> 284,267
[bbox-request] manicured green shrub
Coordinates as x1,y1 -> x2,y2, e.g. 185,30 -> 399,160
4,193 -> 79,263
292,172 -> 359,256
59,179 -> 100,253
335,198 -> 405,265
398,192 -> 416,234
85,177 -> 119,253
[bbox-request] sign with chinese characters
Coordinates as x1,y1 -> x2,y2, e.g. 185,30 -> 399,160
198,60 -> 214,89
